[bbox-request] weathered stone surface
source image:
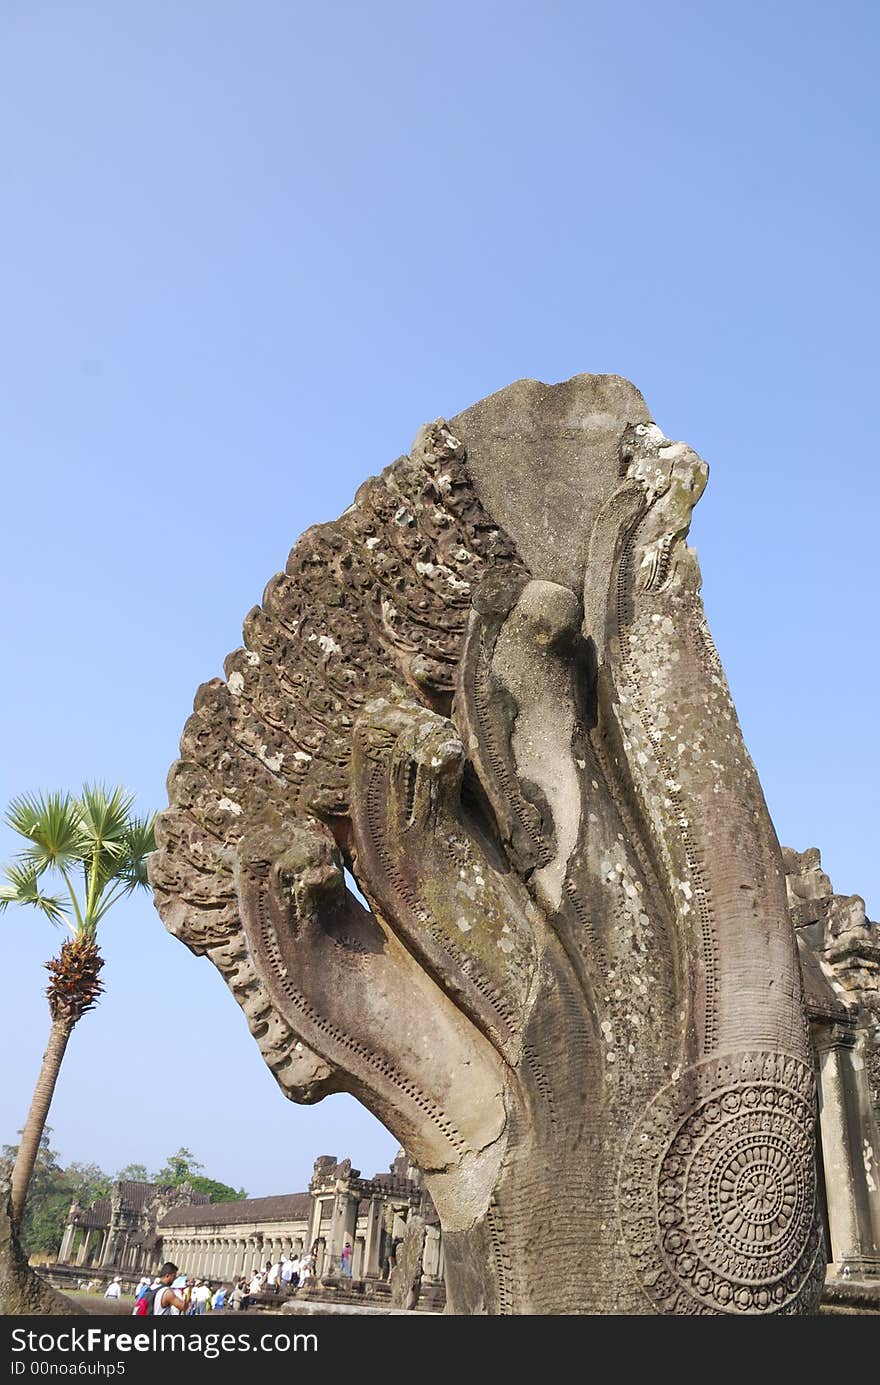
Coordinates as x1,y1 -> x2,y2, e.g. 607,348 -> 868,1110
0,1176 -> 86,1315
152,374 -> 823,1314
389,1213 -> 425,1311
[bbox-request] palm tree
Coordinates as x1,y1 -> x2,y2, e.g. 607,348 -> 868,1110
0,785 -> 155,1234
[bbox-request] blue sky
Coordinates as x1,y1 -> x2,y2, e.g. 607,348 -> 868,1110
1,1 -> 877,1200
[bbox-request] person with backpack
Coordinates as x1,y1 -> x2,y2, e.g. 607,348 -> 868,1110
132,1263 -> 185,1317
132,1278 -> 160,1317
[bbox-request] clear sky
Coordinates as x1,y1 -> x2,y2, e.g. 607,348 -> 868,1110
1,1 -> 877,1201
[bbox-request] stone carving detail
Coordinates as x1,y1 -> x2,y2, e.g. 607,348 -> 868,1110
151,375 -> 822,1314
620,1052 -> 822,1313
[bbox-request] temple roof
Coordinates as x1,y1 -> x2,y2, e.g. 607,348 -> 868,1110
76,1197 -> 111,1229
159,1192 -> 312,1227
72,1179 -> 212,1229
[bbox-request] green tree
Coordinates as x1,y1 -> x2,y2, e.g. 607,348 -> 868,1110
0,1132 -> 111,1257
115,1163 -> 150,1183
0,785 -> 155,1233
185,1175 -> 247,1203
63,1162 -> 112,1208
155,1148 -> 246,1203
154,1147 -> 203,1184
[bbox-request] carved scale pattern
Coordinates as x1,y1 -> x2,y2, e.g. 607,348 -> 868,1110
153,434 -> 528,1020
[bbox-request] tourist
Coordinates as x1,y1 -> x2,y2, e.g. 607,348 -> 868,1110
190,1279 -> 211,1314
298,1248 -> 314,1291
266,1259 -> 281,1293
153,1263 -> 186,1316
210,1283 -> 227,1312
133,1275 -> 150,1302
248,1267 -> 263,1297
340,1240 -> 352,1277
104,1276 -> 122,1300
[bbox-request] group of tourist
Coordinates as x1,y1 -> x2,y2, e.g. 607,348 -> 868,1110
88,1236 -> 372,1313
117,1245 -> 324,1315
239,1245 -> 318,1299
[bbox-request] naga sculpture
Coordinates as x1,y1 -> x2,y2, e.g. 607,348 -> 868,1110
150,375 -> 824,1314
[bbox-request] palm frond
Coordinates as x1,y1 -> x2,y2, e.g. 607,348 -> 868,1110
91,814 -> 157,921
120,814 -> 157,886
5,791 -> 87,873
76,783 -> 135,852
0,863 -> 69,925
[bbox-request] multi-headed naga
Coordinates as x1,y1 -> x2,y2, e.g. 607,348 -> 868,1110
151,375 -> 823,1314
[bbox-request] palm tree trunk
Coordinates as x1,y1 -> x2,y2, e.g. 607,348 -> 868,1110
10,1016 -> 74,1233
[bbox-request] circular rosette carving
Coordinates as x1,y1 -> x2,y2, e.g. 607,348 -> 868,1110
618,1053 -> 824,1314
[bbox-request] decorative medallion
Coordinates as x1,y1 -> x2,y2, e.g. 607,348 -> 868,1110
619,1052 -> 824,1314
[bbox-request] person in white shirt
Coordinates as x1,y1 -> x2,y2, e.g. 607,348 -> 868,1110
298,1251 -> 314,1291
104,1276 -> 122,1299
191,1280 -> 211,1314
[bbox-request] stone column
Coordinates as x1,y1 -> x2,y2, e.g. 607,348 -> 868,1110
59,1219 -> 77,1264
343,1197 -> 358,1273
422,1226 -> 440,1281
816,1022 -> 880,1274
363,1195 -> 383,1278
328,1188 -> 356,1273
307,1196 -> 323,1251
75,1229 -> 92,1267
